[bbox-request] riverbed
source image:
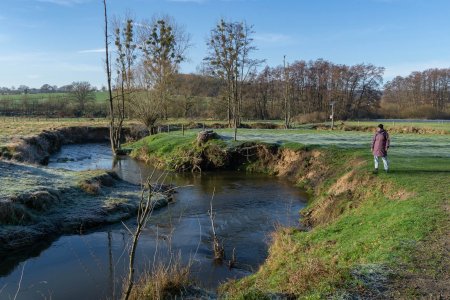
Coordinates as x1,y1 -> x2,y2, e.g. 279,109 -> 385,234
0,144 -> 306,299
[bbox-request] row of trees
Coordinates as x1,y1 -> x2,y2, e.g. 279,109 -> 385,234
382,68 -> 450,118
0,83 -> 106,95
103,1 -> 191,152
241,60 -> 385,125
2,68 -> 449,121
0,81 -> 101,117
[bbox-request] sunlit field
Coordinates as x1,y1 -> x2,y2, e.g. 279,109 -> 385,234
215,128 -> 450,157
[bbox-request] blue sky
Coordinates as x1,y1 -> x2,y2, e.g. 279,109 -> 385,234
1,0 -> 450,88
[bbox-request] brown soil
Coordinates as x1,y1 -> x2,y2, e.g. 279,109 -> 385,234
0,125 -> 145,164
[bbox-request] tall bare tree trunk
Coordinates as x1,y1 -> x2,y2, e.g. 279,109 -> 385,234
103,0 -> 117,154
283,55 -> 291,129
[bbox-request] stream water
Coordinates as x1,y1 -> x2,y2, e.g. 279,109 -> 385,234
0,144 -> 306,299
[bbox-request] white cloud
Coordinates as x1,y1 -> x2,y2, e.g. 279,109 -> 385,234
254,33 -> 293,43
327,26 -> 389,41
78,48 -> 106,54
132,22 -> 152,29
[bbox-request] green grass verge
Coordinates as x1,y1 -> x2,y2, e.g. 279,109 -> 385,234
0,92 -> 108,103
220,149 -> 449,298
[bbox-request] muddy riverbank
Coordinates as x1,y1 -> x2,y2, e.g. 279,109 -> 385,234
0,125 -> 148,164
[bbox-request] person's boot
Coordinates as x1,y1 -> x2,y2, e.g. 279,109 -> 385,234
373,168 -> 378,174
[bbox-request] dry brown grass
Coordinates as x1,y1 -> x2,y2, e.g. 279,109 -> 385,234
0,117 -> 108,141
129,253 -> 191,300
286,257 -> 338,294
302,161 -> 375,227
293,111 -> 328,124
0,117 -> 141,147
79,180 -> 101,195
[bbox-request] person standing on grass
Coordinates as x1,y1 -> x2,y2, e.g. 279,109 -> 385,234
371,124 -> 390,173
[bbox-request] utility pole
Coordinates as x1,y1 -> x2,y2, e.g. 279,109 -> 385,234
330,101 -> 336,130
283,55 -> 290,129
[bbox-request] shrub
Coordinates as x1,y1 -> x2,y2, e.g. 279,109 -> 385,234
293,111 -> 328,124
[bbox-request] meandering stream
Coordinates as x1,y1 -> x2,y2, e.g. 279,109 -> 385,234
0,144 -> 306,299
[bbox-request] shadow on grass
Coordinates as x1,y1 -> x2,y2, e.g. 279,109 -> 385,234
386,170 -> 450,174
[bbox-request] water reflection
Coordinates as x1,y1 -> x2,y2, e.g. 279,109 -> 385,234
0,144 -> 307,299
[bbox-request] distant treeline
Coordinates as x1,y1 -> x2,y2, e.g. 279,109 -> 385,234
0,82 -> 107,117
0,83 -> 104,95
244,60 -> 384,121
382,68 -> 450,119
0,94 -> 107,117
1,63 -> 450,120
171,62 -> 450,121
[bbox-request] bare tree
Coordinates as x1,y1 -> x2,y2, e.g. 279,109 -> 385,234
69,81 -> 95,116
103,0 -> 121,154
112,16 -> 137,149
208,188 -> 224,262
122,178 -> 155,300
204,19 -> 262,140
383,68 -> 450,117
138,16 -> 190,121
283,55 -> 292,128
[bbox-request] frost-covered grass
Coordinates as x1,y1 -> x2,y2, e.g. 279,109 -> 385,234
0,161 -> 72,198
128,128 -> 450,159
0,160 -> 144,249
214,128 -> 450,157
146,129 -> 450,157
0,117 -> 143,149
345,120 -> 450,132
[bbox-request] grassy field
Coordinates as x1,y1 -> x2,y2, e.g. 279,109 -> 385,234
215,128 -> 450,157
1,117 -> 448,155
0,117 -> 111,146
0,92 -> 108,103
126,127 -> 449,298
344,120 -> 450,132
127,127 -> 450,158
